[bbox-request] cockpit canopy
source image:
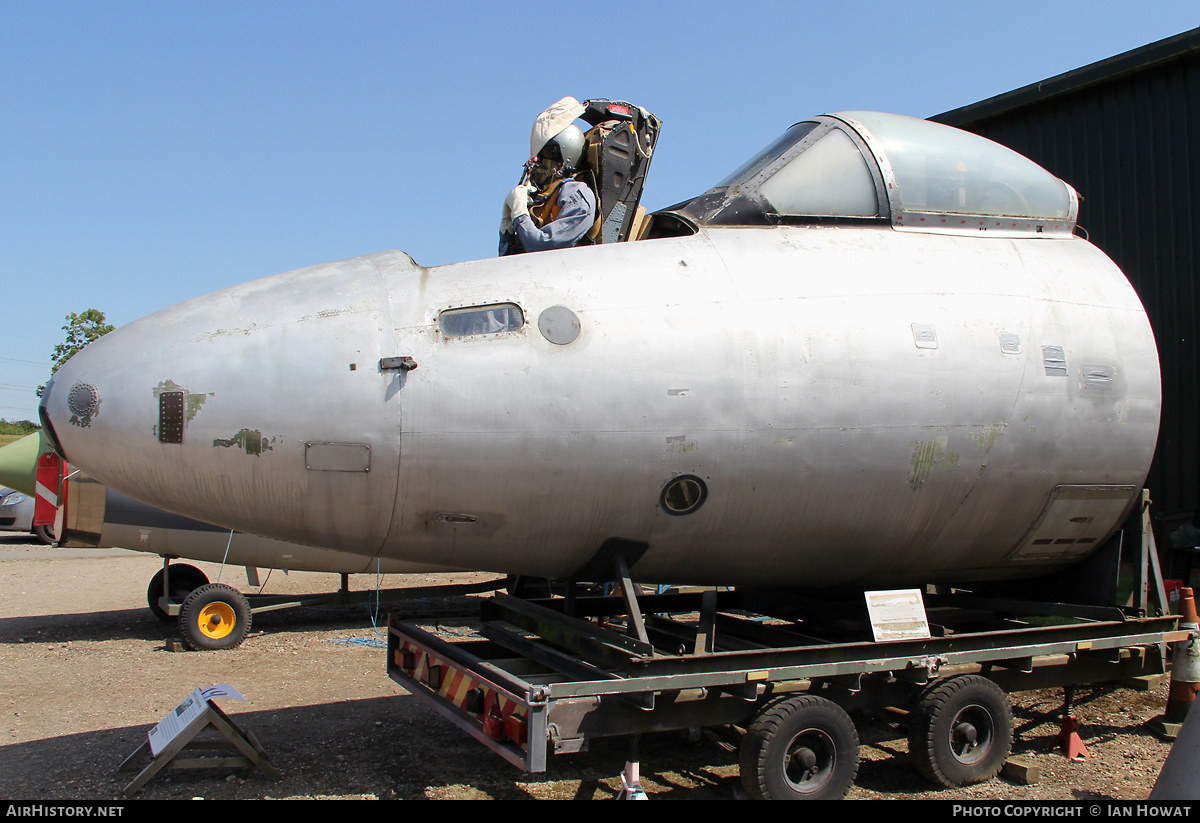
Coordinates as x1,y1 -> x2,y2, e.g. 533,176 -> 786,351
665,112 -> 1078,237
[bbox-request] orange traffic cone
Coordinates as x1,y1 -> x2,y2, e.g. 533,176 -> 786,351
1152,587 -> 1200,739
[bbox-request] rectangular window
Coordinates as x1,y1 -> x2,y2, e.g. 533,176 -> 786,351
438,303 -> 524,338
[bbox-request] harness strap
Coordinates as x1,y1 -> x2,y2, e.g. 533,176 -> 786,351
530,174 -> 604,244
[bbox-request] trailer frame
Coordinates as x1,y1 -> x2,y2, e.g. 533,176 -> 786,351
385,496 -> 1186,797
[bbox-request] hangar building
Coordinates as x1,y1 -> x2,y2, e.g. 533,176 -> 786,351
934,29 -> 1200,538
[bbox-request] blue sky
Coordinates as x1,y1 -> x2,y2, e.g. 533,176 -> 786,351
1,1 -> 1196,420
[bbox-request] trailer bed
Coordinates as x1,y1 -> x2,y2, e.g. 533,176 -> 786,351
387,588 -> 1181,777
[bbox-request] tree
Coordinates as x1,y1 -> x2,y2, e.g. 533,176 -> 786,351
35,309 -> 115,397
0,419 -> 40,435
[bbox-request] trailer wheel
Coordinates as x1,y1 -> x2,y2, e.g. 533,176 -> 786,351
147,564 -> 209,622
740,695 -> 859,800
908,675 -> 1012,787
178,583 -> 251,651
33,524 -> 55,545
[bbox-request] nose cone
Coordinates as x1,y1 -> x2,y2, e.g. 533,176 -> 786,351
42,250 -> 416,551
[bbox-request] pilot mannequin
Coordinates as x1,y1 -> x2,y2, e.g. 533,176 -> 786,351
499,97 -> 598,255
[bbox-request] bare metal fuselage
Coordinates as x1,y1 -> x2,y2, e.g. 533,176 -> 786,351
43,224 -> 1159,588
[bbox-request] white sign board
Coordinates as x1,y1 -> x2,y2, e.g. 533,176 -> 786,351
147,684 -> 246,756
864,589 -> 931,642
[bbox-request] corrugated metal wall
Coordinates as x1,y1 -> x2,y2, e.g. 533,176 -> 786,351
935,30 -> 1200,517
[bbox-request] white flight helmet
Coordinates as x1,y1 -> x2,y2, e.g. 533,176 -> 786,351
541,124 -> 586,171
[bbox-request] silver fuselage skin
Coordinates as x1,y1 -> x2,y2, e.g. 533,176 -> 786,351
42,225 -> 1160,588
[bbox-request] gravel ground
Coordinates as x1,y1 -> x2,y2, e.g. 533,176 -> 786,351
0,535 -> 1179,800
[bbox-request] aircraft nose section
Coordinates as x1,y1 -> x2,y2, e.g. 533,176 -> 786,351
40,250 -> 414,552
38,342 -> 116,476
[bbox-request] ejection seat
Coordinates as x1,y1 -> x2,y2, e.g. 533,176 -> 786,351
576,99 -> 662,244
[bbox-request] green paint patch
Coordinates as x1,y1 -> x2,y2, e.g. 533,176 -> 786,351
970,424 -> 1006,453
907,437 -> 960,491
666,436 -> 697,454
151,380 -> 212,422
213,429 -> 272,456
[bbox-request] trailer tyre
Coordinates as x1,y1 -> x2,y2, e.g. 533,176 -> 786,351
740,695 -> 859,800
147,564 -> 210,622
178,583 -> 251,651
908,675 -> 1012,788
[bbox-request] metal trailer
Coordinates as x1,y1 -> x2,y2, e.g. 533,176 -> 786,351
385,516 -> 1186,799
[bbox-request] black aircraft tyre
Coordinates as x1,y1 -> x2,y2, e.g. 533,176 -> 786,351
146,563 -> 210,622
740,695 -> 860,800
178,583 -> 252,651
908,674 -> 1013,787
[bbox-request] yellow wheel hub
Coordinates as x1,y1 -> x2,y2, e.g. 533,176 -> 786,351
197,602 -> 236,639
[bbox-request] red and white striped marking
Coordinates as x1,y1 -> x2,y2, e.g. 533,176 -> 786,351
33,453 -> 62,527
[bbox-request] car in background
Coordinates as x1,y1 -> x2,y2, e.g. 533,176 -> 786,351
0,487 -> 54,544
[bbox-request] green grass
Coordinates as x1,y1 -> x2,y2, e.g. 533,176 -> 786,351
0,434 -> 25,447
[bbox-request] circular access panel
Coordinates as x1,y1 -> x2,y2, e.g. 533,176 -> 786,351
68,382 -> 100,417
660,475 -> 708,515
538,306 -> 581,345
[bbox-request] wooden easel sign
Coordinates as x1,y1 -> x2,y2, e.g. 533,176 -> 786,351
120,684 -> 281,796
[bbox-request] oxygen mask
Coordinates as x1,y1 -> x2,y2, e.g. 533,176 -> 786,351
526,156 -> 562,191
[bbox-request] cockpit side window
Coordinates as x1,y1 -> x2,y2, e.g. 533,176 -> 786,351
666,119 -> 886,228
844,111 -> 1072,220
438,304 -> 524,338
759,127 -> 880,218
